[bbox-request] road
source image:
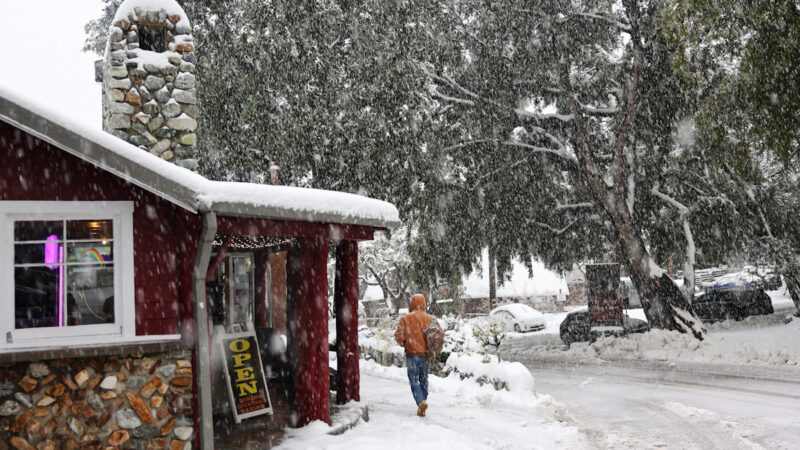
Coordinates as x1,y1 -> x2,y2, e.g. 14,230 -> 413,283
524,361 -> 800,449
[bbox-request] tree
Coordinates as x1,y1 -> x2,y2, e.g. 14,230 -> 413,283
85,0 -> 437,205
662,0 -> 800,313
472,316 -> 511,360
358,226 -> 414,315
661,0 -> 800,166
420,0 -> 704,336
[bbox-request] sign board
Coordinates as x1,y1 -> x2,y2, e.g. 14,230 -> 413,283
586,264 -> 623,328
219,331 -> 272,422
556,292 -> 567,302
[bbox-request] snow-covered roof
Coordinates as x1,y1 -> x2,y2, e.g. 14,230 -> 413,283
0,85 -> 400,229
462,249 -> 569,298
703,271 -> 761,289
361,285 -> 385,301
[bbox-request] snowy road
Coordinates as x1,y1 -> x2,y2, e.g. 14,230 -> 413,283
528,361 -> 800,449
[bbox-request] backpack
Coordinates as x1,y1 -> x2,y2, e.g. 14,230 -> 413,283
423,318 -> 445,361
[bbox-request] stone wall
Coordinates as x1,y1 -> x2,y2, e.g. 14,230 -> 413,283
0,350 -> 195,450
102,6 -> 198,170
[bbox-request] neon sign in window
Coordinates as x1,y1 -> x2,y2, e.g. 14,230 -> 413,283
13,220 -> 115,329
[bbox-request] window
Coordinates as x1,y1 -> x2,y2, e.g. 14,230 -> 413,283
1,202 -> 135,348
139,24 -> 167,53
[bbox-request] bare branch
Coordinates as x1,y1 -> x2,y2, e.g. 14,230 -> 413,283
570,12 -> 631,31
438,138 -> 577,163
470,157 -> 533,190
431,91 -> 475,106
555,201 -> 595,210
650,182 -> 689,215
612,0 -> 643,217
526,125 -> 567,151
651,182 -> 696,299
515,108 -> 574,122
441,139 -> 497,152
502,140 -> 577,163
531,219 -> 580,235
579,103 -> 621,116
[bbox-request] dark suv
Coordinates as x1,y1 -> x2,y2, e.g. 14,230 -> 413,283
559,309 -> 649,347
693,288 -> 774,323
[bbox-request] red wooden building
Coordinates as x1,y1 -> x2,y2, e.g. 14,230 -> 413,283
0,87 -> 398,449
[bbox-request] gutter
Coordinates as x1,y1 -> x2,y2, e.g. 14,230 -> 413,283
192,212 -> 217,450
203,200 -> 402,229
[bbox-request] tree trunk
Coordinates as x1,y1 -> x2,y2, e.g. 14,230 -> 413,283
784,268 -> 800,315
488,244 -> 497,310
610,202 -> 705,338
559,0 -> 704,339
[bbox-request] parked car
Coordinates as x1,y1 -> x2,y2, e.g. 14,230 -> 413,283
559,309 -> 649,347
488,304 -> 546,333
693,288 -> 774,323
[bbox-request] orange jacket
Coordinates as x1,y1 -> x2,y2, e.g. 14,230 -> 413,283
395,294 -> 432,356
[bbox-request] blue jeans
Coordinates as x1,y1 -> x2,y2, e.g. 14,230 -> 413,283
406,356 -> 429,406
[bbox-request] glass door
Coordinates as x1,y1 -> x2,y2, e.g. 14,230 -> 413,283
207,252 -> 254,331
229,254 -> 254,329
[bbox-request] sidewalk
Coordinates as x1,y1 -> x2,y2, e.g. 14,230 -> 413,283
275,360 -> 586,449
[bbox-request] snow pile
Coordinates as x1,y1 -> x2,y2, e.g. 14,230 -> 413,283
562,329 -> 701,362
446,353 -> 535,392
357,326 -> 404,355
278,359 -> 583,449
514,315 -> 800,368
114,0 -> 190,28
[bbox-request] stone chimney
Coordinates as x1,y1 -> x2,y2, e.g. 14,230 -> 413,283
102,0 -> 198,170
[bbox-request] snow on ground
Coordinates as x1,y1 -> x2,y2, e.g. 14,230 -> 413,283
504,287 -> 800,368
446,353 -> 535,392
276,360 -> 586,450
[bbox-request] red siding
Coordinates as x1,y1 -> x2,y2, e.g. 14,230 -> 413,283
0,120 -> 197,336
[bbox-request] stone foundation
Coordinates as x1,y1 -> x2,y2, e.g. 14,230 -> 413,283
0,350 -> 195,450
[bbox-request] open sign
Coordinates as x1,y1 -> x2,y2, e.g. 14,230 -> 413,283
220,332 -> 272,422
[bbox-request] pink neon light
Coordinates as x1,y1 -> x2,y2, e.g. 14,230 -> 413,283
58,246 -> 64,327
44,235 -> 58,269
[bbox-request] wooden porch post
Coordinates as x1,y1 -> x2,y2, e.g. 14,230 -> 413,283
334,241 -> 360,404
286,237 -> 331,426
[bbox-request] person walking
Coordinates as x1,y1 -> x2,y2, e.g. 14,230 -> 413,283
395,293 -> 433,417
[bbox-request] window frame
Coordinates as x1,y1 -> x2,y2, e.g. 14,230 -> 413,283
0,201 -> 135,349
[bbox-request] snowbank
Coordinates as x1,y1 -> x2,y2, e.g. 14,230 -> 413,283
508,314 -> 800,368
446,353 -> 535,392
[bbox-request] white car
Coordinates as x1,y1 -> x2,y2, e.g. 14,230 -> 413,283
489,304 -> 546,332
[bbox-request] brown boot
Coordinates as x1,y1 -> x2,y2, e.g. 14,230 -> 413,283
417,401 -> 428,417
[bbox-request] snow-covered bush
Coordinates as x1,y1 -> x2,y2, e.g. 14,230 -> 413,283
446,353 -> 535,392
359,313 -> 537,391
470,315 -> 513,358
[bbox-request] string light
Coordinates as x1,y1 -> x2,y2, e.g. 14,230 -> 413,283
212,234 -> 296,250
